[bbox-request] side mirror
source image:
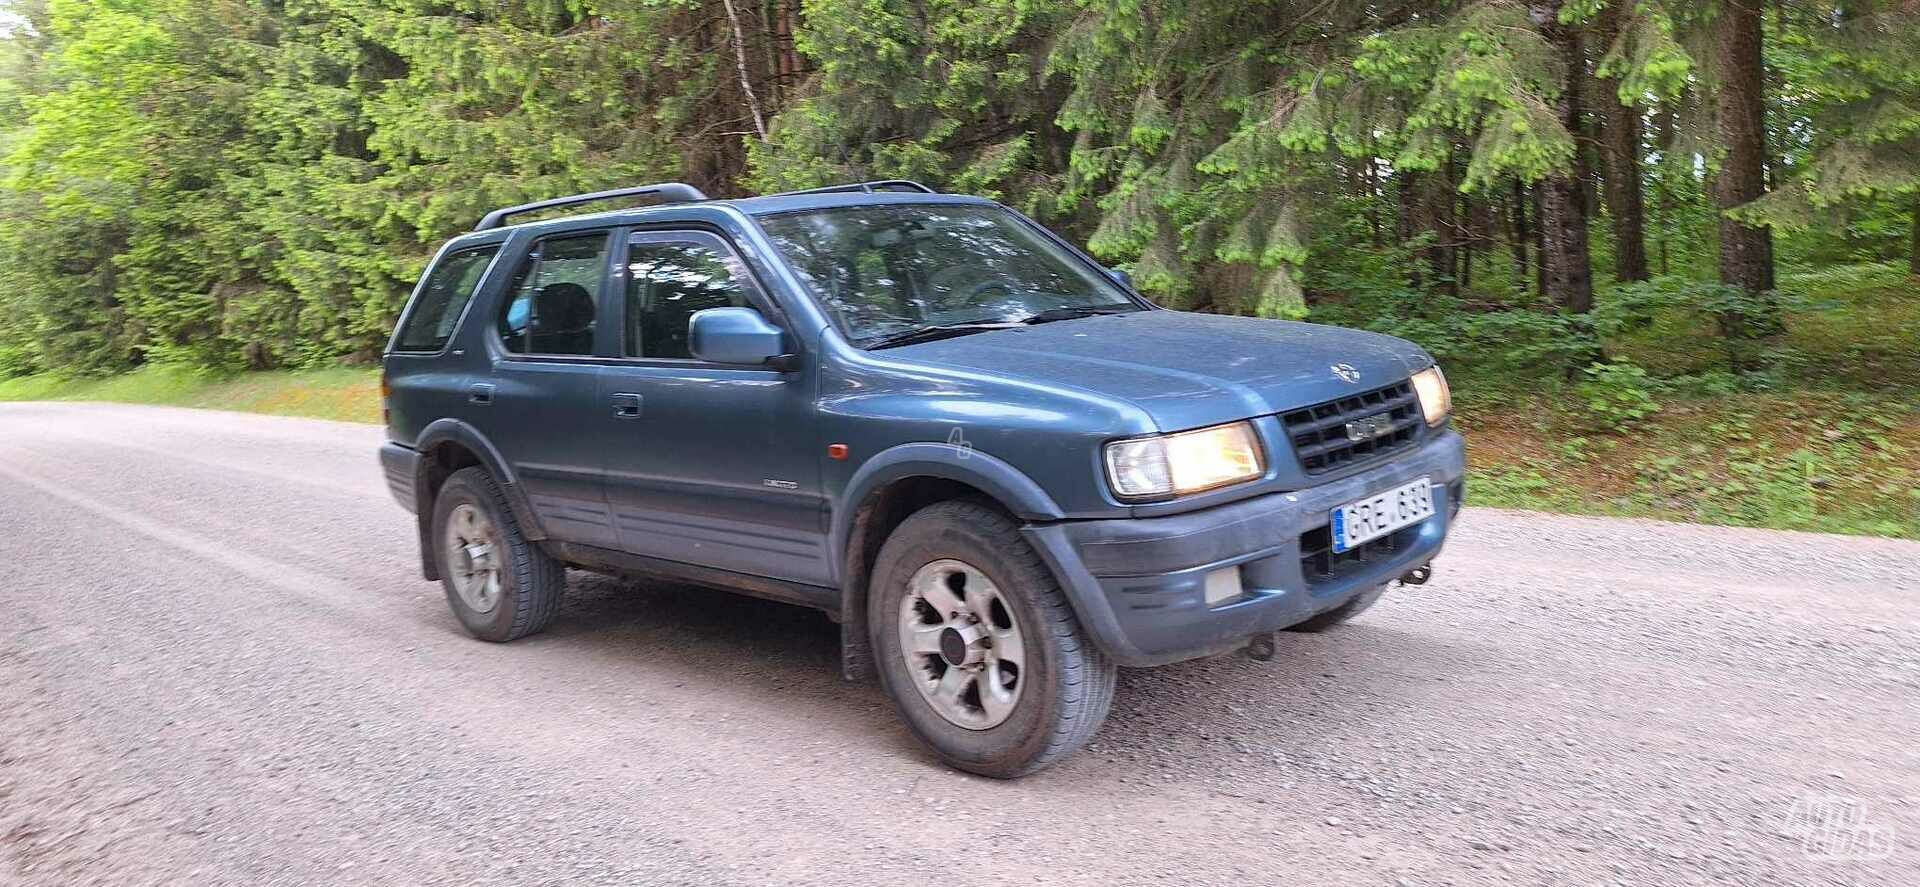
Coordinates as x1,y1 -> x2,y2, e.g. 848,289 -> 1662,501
688,306 -> 790,366
1107,267 -> 1135,290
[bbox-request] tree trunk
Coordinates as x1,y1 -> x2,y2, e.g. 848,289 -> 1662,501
1395,166 -> 1456,293
1713,0 -> 1775,336
1509,179 -> 1532,292
1653,100 -> 1678,277
720,0 -> 770,142
1431,158 -> 1459,296
1461,189 -> 1488,291
1398,170 -> 1424,289
1533,184 -> 1548,298
1597,1 -> 1650,282
1530,2 -> 1595,313
1365,159 -> 1385,247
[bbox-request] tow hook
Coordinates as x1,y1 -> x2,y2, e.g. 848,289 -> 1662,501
1244,631 -> 1277,661
1395,564 -> 1433,587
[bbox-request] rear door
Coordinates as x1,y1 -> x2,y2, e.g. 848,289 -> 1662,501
596,229 -> 831,585
480,228 -> 621,549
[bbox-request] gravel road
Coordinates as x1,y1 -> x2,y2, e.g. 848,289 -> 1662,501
1,401 -> 1915,886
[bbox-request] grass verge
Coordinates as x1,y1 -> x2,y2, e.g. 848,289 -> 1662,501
0,364 -> 381,424
1457,390 -> 1920,540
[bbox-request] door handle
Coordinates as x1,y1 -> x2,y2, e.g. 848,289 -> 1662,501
467,383 -> 494,405
610,392 -> 643,419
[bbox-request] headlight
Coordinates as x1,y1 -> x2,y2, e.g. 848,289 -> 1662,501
1411,365 -> 1451,425
1104,420 -> 1264,500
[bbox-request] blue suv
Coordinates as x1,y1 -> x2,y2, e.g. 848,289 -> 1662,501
380,180 -> 1464,777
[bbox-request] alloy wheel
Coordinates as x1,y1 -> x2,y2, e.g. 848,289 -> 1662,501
897,558 -> 1027,729
444,503 -> 503,615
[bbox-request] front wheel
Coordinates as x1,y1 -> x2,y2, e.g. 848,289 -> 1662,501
869,500 -> 1116,778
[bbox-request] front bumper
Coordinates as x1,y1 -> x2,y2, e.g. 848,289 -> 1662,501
1023,431 -> 1465,667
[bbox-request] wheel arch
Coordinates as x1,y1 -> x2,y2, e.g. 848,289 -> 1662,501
830,444 -> 1065,680
411,419 -> 547,581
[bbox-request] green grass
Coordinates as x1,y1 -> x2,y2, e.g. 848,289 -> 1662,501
0,364 -> 381,423
1432,261 -> 1920,539
1458,390 -> 1920,540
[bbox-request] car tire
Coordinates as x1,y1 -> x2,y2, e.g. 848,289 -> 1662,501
431,466 -> 565,642
869,499 -> 1117,778
1284,585 -> 1386,632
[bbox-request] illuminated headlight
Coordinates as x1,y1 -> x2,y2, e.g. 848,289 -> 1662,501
1104,421 -> 1265,500
1410,365 -> 1451,426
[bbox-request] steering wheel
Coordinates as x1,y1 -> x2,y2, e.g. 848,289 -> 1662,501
927,265 -> 1020,315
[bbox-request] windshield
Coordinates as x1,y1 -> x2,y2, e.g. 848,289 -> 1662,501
756,204 -> 1140,346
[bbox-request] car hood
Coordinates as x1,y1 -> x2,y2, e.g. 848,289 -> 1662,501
886,310 -> 1432,431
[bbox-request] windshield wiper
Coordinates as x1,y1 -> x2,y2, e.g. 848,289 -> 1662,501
863,321 -> 1025,350
1019,304 -> 1139,325
862,305 -> 1138,349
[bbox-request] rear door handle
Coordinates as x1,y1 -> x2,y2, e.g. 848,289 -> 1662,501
610,392 -> 643,419
467,383 -> 494,405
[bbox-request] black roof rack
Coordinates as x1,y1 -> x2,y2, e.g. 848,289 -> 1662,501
766,180 -> 937,198
473,182 -> 709,231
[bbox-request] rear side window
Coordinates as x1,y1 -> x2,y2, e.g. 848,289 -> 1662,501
497,232 -> 610,356
394,246 -> 500,352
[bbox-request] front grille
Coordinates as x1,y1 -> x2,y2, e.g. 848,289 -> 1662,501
1280,380 -> 1420,474
1299,523 -> 1412,586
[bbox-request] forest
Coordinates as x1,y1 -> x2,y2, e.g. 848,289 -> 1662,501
0,0 -> 1916,535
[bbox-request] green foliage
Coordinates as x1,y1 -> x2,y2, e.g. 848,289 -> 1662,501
1593,5 -> 1691,104
746,0 -> 1068,215
0,0 -> 774,372
1734,6 -> 1920,253
1575,361 -> 1662,431
1597,275 -> 1847,373
0,0 -> 1914,405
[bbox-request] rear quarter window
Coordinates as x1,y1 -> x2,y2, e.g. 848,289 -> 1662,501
393,246 -> 501,353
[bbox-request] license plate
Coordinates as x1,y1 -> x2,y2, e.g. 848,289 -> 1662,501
1331,477 -> 1434,553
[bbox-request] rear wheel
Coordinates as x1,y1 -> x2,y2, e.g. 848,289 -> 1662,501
431,467 -> 564,642
870,500 -> 1116,778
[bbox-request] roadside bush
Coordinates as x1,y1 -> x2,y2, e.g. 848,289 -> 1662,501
1597,276 -> 1845,375
1575,362 -> 1662,432
1309,274 -> 1600,381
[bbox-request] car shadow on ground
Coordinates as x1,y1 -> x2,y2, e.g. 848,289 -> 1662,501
528,570 -> 1456,774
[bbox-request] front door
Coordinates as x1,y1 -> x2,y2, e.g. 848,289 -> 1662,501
597,230 -> 831,585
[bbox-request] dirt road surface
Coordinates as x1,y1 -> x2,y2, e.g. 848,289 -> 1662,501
2,402 -> 1915,886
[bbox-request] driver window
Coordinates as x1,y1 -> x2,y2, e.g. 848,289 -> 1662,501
497,232 -> 609,356
624,236 -> 754,359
